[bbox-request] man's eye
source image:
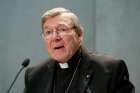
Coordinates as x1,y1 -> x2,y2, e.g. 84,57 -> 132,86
59,28 -> 67,32
45,31 -> 52,35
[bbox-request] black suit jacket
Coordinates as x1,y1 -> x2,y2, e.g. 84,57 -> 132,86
24,49 -> 134,93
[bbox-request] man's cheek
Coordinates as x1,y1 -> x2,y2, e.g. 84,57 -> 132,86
66,41 -> 73,50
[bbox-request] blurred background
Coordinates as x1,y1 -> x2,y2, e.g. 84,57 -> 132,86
0,0 -> 139,93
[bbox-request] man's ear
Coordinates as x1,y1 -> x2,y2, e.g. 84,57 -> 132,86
78,31 -> 83,42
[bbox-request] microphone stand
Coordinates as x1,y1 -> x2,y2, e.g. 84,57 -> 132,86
6,66 -> 24,93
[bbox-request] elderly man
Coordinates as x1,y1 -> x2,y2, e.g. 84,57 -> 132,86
24,7 -> 134,93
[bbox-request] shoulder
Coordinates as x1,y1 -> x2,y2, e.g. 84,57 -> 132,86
82,48 -> 127,72
25,59 -> 55,79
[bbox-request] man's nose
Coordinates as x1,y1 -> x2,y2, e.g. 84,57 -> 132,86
52,31 -> 61,40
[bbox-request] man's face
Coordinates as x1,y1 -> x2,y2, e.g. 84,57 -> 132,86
42,14 -> 83,63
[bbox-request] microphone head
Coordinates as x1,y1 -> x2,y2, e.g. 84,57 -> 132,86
22,58 -> 30,67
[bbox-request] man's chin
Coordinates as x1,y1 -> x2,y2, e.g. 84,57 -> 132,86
52,55 -> 68,63
54,58 -> 67,63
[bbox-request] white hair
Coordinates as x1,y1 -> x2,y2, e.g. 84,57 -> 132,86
41,7 -> 83,33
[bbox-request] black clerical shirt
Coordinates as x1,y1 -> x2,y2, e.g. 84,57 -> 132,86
53,50 -> 81,93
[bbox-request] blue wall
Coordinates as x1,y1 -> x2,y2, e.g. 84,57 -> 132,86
96,0 -> 140,92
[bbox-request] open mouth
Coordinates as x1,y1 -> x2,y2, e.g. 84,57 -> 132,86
54,46 -> 64,50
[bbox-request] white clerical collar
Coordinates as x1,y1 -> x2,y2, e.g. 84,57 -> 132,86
59,62 -> 69,69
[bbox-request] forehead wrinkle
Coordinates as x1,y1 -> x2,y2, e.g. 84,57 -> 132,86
43,15 -> 73,29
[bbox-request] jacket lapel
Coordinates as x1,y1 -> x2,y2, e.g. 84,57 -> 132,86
78,49 -> 95,93
43,60 -> 56,93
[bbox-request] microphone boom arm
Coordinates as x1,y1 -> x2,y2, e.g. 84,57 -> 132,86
6,67 -> 24,93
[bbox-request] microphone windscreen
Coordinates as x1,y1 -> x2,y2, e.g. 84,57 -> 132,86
22,58 -> 30,67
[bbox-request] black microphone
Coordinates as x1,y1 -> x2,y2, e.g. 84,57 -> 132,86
6,58 -> 30,93
21,58 -> 30,67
